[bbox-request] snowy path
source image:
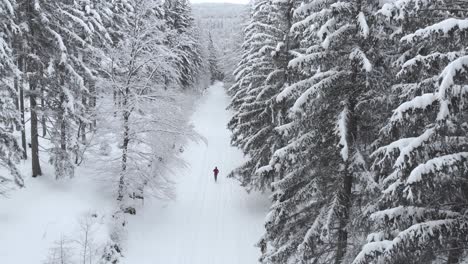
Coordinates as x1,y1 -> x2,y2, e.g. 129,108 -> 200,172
124,82 -> 270,264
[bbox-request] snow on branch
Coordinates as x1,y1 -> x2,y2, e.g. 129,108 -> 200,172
437,55 -> 468,120
288,52 -> 329,69
397,52 -> 461,77
47,28 -> 68,63
322,24 -> 354,49
370,206 -> 460,225
317,17 -> 336,41
337,105 -> 350,161
61,9 -> 93,36
372,137 -> 416,166
276,70 -> 337,103
291,9 -> 331,33
294,0 -> 330,16
383,219 -> 468,262
390,93 -> 438,122
357,12 -> 369,38
0,0 -> 14,15
350,47 -> 372,72
297,205 -> 329,254
406,152 -> 468,184
330,2 -> 353,12
394,127 -> 436,169
291,71 -> 348,113
352,240 -> 392,264
402,18 -> 468,43
378,0 -> 437,21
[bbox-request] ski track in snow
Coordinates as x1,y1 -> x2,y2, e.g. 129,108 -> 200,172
124,82 -> 270,264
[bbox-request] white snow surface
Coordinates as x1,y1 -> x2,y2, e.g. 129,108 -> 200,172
0,163 -> 115,264
124,82 -> 270,264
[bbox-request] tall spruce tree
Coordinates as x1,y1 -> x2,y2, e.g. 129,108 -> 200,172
163,0 -> 202,88
207,33 -> 224,84
13,0 -> 109,178
256,0 -> 390,263
354,1 -> 468,263
228,0 -> 295,192
0,0 -> 23,189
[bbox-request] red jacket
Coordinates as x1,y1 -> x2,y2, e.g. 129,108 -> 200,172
213,168 -> 219,176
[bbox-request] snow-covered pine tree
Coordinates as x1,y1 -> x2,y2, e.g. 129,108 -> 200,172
13,0 -> 43,177
259,0 -> 389,263
72,0 -> 113,158
207,33 -> 224,84
42,0 -> 106,178
13,0 -> 108,178
0,0 -> 23,190
228,0 -> 295,191
96,0 -> 136,44
163,0 -> 202,89
354,1 -> 468,264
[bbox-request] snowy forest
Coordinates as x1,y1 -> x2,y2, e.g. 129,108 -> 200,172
0,0 -> 467,264
229,0 -> 468,263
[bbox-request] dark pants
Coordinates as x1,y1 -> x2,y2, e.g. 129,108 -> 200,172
214,174 -> 218,182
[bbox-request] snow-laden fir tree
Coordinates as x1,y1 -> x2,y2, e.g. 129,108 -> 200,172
192,3 -> 249,85
354,1 -> 468,264
228,0 -> 295,192
207,33 -> 224,84
14,0 -> 109,179
258,0 -> 390,263
163,0 -> 202,88
0,0 -> 23,190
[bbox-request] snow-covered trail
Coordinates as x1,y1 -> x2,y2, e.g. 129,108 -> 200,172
125,82 -> 270,264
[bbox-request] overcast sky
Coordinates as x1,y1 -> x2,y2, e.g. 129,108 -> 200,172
190,0 -> 249,4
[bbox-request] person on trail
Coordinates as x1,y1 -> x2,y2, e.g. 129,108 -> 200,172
213,166 -> 219,182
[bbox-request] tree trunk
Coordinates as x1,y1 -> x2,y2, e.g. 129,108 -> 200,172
334,99 -> 356,264
447,243 -> 462,264
30,76 -> 42,177
118,86 -> 130,202
89,80 -> 97,130
60,94 -> 67,154
81,94 -> 86,143
19,73 -> 27,160
335,168 -> 353,264
13,76 -> 21,131
41,88 -> 47,137
113,89 -> 118,118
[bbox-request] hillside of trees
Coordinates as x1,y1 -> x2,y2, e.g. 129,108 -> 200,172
192,3 -> 248,84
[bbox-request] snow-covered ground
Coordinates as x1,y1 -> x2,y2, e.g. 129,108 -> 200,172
124,82 -> 270,264
0,161 -> 116,263
0,82 -> 269,264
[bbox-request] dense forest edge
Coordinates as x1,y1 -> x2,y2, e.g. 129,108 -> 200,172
227,0 -> 468,263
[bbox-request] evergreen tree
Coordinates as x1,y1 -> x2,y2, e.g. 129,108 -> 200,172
228,0 -> 293,191
207,33 -> 224,83
12,0 -> 109,178
163,0 -> 202,88
354,1 -> 468,263
0,0 -> 23,189
257,0 -> 389,262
